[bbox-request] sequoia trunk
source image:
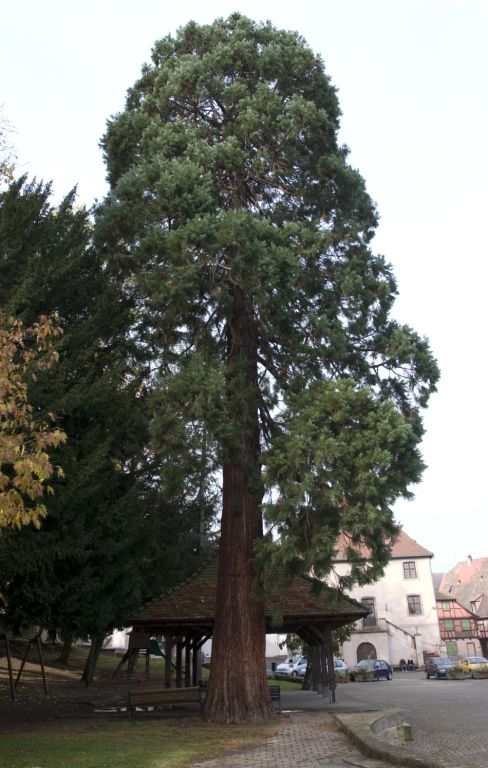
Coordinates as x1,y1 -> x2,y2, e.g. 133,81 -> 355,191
202,288 -> 274,723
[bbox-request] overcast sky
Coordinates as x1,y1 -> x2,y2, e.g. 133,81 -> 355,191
2,0 -> 487,572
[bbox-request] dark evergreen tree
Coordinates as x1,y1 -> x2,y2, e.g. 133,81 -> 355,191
0,177 -> 205,677
96,15 -> 439,721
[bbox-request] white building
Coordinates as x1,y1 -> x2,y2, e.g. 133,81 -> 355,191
331,531 -> 441,669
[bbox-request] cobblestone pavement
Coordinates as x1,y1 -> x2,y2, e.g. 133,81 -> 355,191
191,711 -> 397,768
193,674 -> 488,768
335,672 -> 488,768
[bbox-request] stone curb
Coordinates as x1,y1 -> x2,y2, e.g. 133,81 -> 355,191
333,710 -> 444,768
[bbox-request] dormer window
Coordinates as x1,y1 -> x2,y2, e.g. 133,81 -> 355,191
403,561 -> 417,579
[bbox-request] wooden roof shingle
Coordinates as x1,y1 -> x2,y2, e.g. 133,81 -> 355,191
129,559 -> 368,635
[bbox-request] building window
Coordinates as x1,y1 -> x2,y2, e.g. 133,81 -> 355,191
442,601 -> 450,611
403,561 -> 417,579
407,595 -> 422,615
443,619 -> 454,631
461,619 -> 471,631
446,640 -> 458,657
361,597 -> 377,627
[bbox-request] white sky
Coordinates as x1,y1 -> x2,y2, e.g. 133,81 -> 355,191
2,0 -> 487,572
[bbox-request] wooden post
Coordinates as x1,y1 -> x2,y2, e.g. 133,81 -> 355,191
324,625 -> 336,704
310,645 -> 320,693
196,636 -> 207,684
191,637 -> 197,686
36,636 -> 48,694
184,636 -> 191,687
15,638 -> 31,689
1,634 -> 15,702
176,639 -> 183,688
112,649 -> 130,680
319,642 -> 327,697
164,635 -> 172,688
127,648 -> 139,678
145,649 -> 150,680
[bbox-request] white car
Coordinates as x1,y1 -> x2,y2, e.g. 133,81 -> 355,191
276,655 -> 308,676
276,656 -> 346,677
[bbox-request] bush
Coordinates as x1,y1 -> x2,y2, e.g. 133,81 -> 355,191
446,665 -> 467,679
354,669 -> 374,682
472,665 -> 488,678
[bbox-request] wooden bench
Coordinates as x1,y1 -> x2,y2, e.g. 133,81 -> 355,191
127,686 -> 202,719
128,683 -> 281,719
201,680 -> 281,712
268,684 -> 282,713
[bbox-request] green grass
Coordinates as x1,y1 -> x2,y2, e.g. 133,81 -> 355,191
1,718 -> 278,768
268,677 -> 303,692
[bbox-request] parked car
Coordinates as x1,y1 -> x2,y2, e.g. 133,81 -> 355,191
349,659 -> 392,681
291,657 -> 309,676
457,656 -> 488,677
425,657 -> 455,679
275,655 -> 308,676
334,659 -> 348,673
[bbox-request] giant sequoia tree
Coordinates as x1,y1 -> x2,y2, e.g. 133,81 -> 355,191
97,15 -> 439,722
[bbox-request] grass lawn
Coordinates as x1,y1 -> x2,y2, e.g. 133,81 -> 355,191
1,718 -> 280,768
0,643 -> 299,767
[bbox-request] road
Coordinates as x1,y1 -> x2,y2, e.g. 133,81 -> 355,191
341,670 -> 488,767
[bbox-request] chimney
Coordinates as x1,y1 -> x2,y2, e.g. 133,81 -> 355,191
468,555 -> 472,566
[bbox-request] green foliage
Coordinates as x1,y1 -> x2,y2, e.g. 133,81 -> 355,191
94,16 -> 440,701
280,625 -> 352,659
354,668 -> 374,681
446,665 -> 467,679
261,378 -> 424,585
0,177 -> 204,640
97,15 -> 439,592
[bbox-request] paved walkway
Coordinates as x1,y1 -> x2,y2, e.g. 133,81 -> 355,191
193,681 -> 488,768
334,672 -> 488,768
192,710 -> 395,768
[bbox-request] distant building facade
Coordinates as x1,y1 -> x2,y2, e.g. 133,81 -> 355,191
439,556 -> 488,658
331,531 -> 441,669
435,590 -> 482,657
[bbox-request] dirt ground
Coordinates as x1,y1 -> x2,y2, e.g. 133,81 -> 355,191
0,642 -> 166,733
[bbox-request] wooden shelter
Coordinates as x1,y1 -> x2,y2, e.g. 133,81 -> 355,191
127,560 -> 368,700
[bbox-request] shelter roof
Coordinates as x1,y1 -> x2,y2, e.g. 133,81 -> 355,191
129,559 -> 367,635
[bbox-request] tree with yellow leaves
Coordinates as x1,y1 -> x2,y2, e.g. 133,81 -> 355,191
0,312 -> 66,528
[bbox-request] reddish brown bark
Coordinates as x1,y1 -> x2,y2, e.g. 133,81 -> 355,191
201,288 -> 275,723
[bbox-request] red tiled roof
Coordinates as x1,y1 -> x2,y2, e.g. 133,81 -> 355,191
440,557 -> 488,615
333,530 -> 433,562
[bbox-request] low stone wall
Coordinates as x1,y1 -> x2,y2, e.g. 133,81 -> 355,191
334,709 -> 442,768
